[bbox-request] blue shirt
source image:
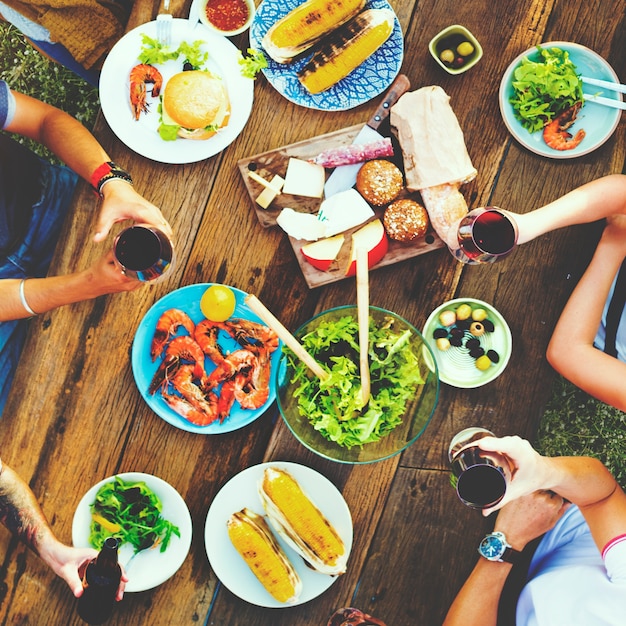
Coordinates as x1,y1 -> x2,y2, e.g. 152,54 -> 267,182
0,80 -> 44,255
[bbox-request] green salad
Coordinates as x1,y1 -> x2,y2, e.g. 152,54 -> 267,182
509,46 -> 583,132
286,314 -> 426,449
89,476 -> 180,554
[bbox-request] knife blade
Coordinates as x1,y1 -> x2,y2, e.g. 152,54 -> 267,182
323,73 -> 411,198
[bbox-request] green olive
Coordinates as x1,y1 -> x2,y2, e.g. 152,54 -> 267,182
457,41 -> 475,57
439,49 -> 455,64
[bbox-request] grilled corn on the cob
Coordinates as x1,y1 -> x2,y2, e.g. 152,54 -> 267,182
259,467 -> 347,576
262,0 -> 366,64
227,508 -> 302,604
297,8 -> 395,94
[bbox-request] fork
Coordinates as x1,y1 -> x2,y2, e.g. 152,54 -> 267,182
156,0 -> 173,46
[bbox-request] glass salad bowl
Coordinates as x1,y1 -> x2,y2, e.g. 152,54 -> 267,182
275,306 -> 440,464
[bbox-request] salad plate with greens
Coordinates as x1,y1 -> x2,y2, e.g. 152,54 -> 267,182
99,19 -> 254,163
498,42 -> 621,159
72,472 -> 192,592
275,305 -> 439,464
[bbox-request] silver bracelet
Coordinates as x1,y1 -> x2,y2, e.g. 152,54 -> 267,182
19,278 -> 37,316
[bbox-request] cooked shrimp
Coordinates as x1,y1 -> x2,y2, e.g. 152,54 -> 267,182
222,318 -> 279,353
151,308 -> 195,361
194,319 -> 227,366
204,349 -> 257,389
161,390 -> 219,427
543,102 -> 586,151
129,63 -> 163,120
148,336 -> 206,394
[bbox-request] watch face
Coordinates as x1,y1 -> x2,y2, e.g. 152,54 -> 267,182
479,534 -> 505,560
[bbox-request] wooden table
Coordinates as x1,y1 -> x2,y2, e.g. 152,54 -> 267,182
0,0 -> 624,624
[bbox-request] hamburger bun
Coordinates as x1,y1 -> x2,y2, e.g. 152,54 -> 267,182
162,70 -> 230,140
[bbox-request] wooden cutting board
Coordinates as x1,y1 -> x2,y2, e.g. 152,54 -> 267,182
237,123 -> 445,288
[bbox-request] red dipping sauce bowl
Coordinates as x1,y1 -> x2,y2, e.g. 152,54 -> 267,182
199,0 -> 255,36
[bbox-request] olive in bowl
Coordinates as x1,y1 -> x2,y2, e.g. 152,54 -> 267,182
429,25 -> 483,75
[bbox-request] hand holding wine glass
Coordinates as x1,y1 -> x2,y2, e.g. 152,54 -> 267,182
454,207 -> 519,264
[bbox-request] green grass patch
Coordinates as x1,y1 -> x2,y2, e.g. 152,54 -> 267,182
0,21 -> 100,162
535,375 -> 626,488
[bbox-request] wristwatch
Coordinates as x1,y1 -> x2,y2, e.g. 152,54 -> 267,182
478,531 -> 522,564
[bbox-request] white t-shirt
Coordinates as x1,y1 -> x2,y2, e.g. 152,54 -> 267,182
594,264 -> 626,362
516,506 -> 626,625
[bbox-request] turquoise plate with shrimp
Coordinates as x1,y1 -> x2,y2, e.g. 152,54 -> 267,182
131,284 -> 282,434
499,42 -> 622,159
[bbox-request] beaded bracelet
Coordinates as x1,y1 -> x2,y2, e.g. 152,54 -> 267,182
19,278 -> 37,316
90,161 -> 133,197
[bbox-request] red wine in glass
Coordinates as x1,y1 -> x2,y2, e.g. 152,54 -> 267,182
448,427 -> 510,509
114,224 -> 174,282
456,207 -> 518,264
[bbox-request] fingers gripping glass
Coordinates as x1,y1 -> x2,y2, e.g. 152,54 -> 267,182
113,224 -> 174,282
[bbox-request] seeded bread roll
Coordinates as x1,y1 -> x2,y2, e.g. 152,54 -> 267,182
355,159 -> 403,206
383,198 -> 429,241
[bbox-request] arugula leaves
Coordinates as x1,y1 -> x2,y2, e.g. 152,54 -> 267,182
509,46 -> 583,133
237,48 -> 268,79
88,477 -> 180,554
286,314 -> 425,449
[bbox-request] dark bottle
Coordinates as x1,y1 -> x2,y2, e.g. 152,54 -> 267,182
77,536 -> 122,624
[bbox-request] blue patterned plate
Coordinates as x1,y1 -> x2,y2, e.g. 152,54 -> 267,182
250,0 -> 404,111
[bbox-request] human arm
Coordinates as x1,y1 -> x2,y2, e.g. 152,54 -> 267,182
0,458 -> 127,598
478,436 -> 626,553
5,88 -> 171,241
443,491 -> 568,626
546,216 -> 626,411
0,251 -> 142,321
514,174 -> 626,245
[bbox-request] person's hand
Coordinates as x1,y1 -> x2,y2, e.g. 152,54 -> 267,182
83,249 -> 144,297
92,181 -> 172,243
493,490 -> 570,550
43,541 -> 128,600
474,436 -> 553,516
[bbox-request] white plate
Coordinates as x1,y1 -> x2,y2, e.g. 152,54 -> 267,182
72,472 -> 193,592
99,19 -> 254,163
422,298 -> 512,389
249,0 -> 404,111
205,461 -> 353,607
499,42 -> 622,159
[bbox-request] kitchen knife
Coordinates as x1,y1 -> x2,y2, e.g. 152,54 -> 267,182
323,73 -> 411,198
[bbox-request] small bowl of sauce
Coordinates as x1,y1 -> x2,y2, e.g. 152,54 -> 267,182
199,0 -> 255,36
429,25 -> 483,75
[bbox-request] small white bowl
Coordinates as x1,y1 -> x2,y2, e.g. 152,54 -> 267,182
198,0 -> 255,36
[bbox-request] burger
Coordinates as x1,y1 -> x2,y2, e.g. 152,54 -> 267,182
159,70 -> 230,140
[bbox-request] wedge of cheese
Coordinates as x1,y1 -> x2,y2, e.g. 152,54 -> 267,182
282,158 -> 325,198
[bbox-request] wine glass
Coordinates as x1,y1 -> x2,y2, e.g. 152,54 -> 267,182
113,224 -> 174,282
454,207 -> 519,264
448,427 -> 510,509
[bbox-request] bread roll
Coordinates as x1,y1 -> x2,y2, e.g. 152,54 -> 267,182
162,70 -> 230,140
383,198 -> 429,241
356,159 -> 403,206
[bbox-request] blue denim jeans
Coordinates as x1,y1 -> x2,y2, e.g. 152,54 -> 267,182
0,162 -> 78,415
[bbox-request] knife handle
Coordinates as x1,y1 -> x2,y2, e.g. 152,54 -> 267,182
367,74 -> 411,130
